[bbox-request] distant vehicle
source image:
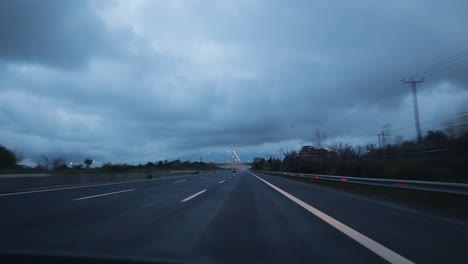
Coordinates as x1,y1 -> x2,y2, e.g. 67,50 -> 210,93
231,168 -> 237,173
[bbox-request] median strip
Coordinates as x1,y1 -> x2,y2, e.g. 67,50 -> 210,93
249,171 -> 414,264
73,189 -> 135,201
180,189 -> 207,203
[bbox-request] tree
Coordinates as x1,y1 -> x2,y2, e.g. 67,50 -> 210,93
365,143 -> 377,155
328,143 -> 358,160
0,145 -> 17,168
84,159 -> 93,168
156,160 -> 164,168
51,158 -> 67,170
424,130 -> 449,148
312,128 -> 327,149
145,162 -> 156,169
251,158 -> 266,170
38,155 -> 51,170
281,151 -> 301,172
72,164 -> 83,170
39,155 -> 67,170
270,158 -> 281,171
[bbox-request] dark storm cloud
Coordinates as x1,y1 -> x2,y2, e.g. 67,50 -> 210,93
1,0 -> 468,164
0,0 -> 110,68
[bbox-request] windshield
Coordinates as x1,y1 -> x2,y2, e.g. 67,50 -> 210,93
0,0 -> 467,263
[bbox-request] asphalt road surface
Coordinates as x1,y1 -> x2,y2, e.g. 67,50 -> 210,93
1,170 -> 467,263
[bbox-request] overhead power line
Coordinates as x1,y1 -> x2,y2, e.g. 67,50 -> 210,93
406,49 -> 468,80
345,48 -> 468,119
356,82 -> 405,112
325,48 -> 468,147
420,57 -> 468,79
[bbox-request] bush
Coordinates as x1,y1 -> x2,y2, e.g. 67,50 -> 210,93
0,145 -> 18,169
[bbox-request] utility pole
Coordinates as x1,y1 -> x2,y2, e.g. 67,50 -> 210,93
298,141 -> 304,168
377,133 -> 382,149
402,79 -> 424,141
381,131 -> 386,147
277,148 -> 283,160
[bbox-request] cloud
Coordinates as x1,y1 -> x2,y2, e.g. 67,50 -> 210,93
0,0 -> 113,69
0,0 -> 467,164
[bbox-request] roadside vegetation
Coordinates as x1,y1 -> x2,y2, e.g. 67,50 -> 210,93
0,147 -> 219,175
252,129 -> 468,183
0,145 -> 24,171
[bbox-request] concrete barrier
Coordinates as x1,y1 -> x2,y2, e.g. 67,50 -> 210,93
0,171 -> 204,194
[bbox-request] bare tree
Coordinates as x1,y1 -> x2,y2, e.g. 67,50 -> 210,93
51,158 -> 67,169
312,128 -> 327,149
39,155 -> 51,170
328,142 -> 358,160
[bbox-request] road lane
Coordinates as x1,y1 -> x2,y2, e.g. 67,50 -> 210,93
250,172 -> 413,264
180,189 -> 207,203
253,171 -> 468,263
194,171 -> 386,264
30,171 -> 242,260
0,171 -> 222,197
0,171 -> 224,206
73,189 -> 135,201
0,179 -> 146,197
0,171 -> 231,248
0,170 -> 466,263
173,180 -> 187,183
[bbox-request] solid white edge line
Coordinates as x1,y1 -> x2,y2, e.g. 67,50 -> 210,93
269,173 -> 468,228
180,189 -> 207,203
249,171 -> 414,264
219,180 -> 225,184
73,189 -> 135,201
173,180 -> 187,183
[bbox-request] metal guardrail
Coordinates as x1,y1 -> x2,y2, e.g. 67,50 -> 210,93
259,171 -> 468,195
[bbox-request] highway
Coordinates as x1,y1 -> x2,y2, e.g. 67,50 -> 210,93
0,170 -> 467,263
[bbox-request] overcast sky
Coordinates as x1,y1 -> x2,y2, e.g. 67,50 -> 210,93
1,0 -> 467,165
